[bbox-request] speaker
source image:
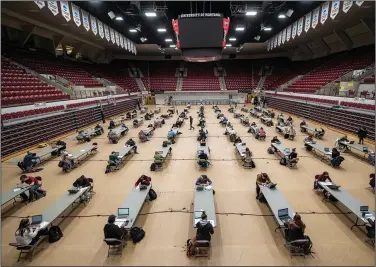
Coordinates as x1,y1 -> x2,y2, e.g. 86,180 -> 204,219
165,55 -> 171,60
229,54 -> 236,59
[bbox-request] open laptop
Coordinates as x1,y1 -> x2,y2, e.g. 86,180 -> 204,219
117,208 -> 130,219
267,183 -> 277,189
360,206 -> 369,212
278,208 -> 291,224
327,184 -> 341,190
196,185 -> 204,191
68,186 -> 80,194
30,215 -> 43,226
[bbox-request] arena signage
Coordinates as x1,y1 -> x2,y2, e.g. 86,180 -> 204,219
179,13 -> 222,18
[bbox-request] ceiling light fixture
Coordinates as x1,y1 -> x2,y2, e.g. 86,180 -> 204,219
286,9 -> 294,17
129,29 -> 137,32
229,37 -> 236,41
108,11 -> 115,19
254,36 -> 260,41
264,27 -> 272,31
278,14 -> 286,19
115,17 -> 123,21
226,44 -> 232,47
235,27 -> 245,31
140,37 -> 147,42
165,38 -> 173,42
170,44 -> 176,48
246,11 -> 257,16
145,12 -> 157,17
157,28 -> 166,32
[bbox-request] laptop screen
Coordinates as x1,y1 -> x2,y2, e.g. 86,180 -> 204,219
118,208 -> 129,216
31,215 -> 42,224
360,206 -> 369,212
278,208 -> 288,218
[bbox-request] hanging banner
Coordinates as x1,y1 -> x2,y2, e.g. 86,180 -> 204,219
82,10 -> 90,31
330,0 -> 340,19
110,29 -> 115,44
355,0 -> 364,6
120,36 -> 124,48
34,1 -> 45,9
282,29 -> 286,44
273,35 -> 277,48
222,17 -> 230,47
104,24 -> 110,41
47,1 -> 59,16
71,4 -> 81,27
343,1 -> 353,13
277,32 -> 282,46
297,17 -> 304,36
286,25 -> 291,42
321,2 -> 329,25
267,40 -> 271,51
124,38 -> 128,50
90,15 -> 97,35
292,21 -> 297,39
127,39 -> 131,51
312,7 -> 320,29
304,12 -> 311,32
60,1 -> 71,22
97,20 -> 104,39
115,32 -> 120,46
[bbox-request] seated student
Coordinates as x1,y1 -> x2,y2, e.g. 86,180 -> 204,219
108,130 -> 118,144
196,211 -> 214,242
23,152 -> 40,172
109,120 -> 116,129
285,213 -> 306,242
300,120 -> 307,127
198,130 -> 207,141
125,138 -> 138,154
126,112 -> 132,119
233,137 -> 242,146
331,148 -> 340,159
19,175 -> 43,202
304,135 -> 315,144
288,126 -> 296,138
338,135 -> 349,143
94,124 -> 104,135
121,124 -> 129,131
144,113 -> 150,120
288,148 -> 298,161
147,124 -> 155,131
154,151 -> 163,165
73,175 -> 93,189
109,151 -> 120,166
369,173 -> 375,189
135,175 -> 151,187
60,151 -> 74,170
256,173 -> 272,201
270,110 -> 275,118
313,171 -> 332,190
271,136 -> 280,144
104,215 -> 127,241
220,117 -> 228,124
258,127 -> 266,138
287,116 -> 293,122
243,148 -> 255,168
168,129 -> 176,140
132,109 -> 137,114
196,175 -> 212,186
15,218 -> 49,246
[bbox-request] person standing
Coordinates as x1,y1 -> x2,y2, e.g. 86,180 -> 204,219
189,116 -> 195,130
358,127 -> 368,144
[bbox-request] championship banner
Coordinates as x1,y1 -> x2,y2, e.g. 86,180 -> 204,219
355,0 -> 364,6
286,25 -> 291,42
104,24 -> 110,41
124,38 -> 128,50
90,15 -> 97,35
222,17 -> 230,47
282,29 -> 286,44
115,32 -> 119,46
110,28 -> 115,44
343,0 -> 353,13
127,39 -> 131,51
305,12 -> 311,32
97,20 -> 104,39
297,17 -> 303,36
82,10 -> 90,31
47,1 -> 59,16
120,35 -> 124,48
278,32 -> 282,46
321,2 -> 329,25
60,1 -> 71,22
292,21 -> 297,39
172,19 -> 180,48
34,1 -> 45,9
273,35 -> 277,48
330,0 -> 340,19
71,4 -> 81,27
267,40 -> 271,51
312,7 -> 320,28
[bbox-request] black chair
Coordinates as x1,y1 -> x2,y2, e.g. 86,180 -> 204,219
103,238 -> 125,257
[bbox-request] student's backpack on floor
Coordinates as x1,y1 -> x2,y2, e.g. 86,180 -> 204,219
267,147 -> 274,154
150,163 -> 156,171
162,141 -> 168,147
49,226 -> 63,243
130,227 -> 145,244
148,189 -> 157,200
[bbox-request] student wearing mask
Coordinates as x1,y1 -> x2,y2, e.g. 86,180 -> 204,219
285,213 -> 306,242
126,138 -> 138,154
73,175 -> 93,189
338,135 -> 349,143
331,148 -> 340,159
22,152 -> 40,172
288,148 -> 298,160
256,173 -> 272,201
135,175 -> 151,187
109,120 -> 116,129
15,218 -> 49,246
304,135 -> 315,144
271,136 -> 280,144
94,124 -> 104,135
104,215 -> 126,241
313,171 -> 332,190
196,175 -> 212,186
195,211 -> 214,242
19,175 -> 43,202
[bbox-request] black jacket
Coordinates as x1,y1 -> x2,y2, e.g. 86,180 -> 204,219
196,220 -> 214,241
73,176 -> 91,187
104,223 -> 123,239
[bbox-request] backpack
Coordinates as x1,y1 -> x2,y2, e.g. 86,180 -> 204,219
49,226 -> 63,243
162,141 -> 168,147
148,189 -> 157,200
58,161 -> 64,168
267,147 -> 274,154
186,237 -> 196,257
150,163 -> 156,171
105,165 -> 111,174
280,158 -> 287,166
171,139 -> 176,144
130,227 -> 145,244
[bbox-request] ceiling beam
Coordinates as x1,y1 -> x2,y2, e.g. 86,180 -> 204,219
52,35 -> 65,50
360,19 -> 375,38
2,8 -> 105,51
21,25 -> 36,46
333,30 -> 353,51
298,44 -> 313,58
314,38 -> 331,56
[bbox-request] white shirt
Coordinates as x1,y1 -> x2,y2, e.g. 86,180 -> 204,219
15,228 -> 38,246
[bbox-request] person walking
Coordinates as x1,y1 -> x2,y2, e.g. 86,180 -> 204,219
189,116 -> 195,130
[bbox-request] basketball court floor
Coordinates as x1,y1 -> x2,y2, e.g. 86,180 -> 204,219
1,104 -> 374,266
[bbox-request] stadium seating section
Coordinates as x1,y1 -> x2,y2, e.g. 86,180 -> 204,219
222,60 -> 260,90
182,63 -> 220,91
138,61 -> 178,91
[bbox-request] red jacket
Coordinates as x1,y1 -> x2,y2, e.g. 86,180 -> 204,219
135,176 -> 151,187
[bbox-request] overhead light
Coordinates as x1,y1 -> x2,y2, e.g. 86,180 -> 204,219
246,11 -> 257,16
145,12 -> 157,17
278,14 -> 286,19
229,37 -> 236,41
157,28 -> 166,32
140,37 -> 147,42
286,9 -> 294,17
170,44 -> 176,48
254,36 -> 260,41
264,27 -> 272,31
165,38 -> 173,42
226,44 -> 232,47
235,27 -> 245,31
129,29 -> 137,32
108,11 -> 115,20
115,17 -> 123,21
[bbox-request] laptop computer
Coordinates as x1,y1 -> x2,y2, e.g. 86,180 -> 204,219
30,215 -> 43,226
278,208 -> 291,224
349,141 -> 355,144
117,208 -> 129,219
196,185 -> 204,191
68,187 -> 80,194
267,183 -> 277,189
360,206 -> 369,212
327,184 -> 341,190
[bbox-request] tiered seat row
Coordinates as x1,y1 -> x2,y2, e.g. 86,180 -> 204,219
340,101 -> 374,110
182,63 -> 220,91
67,100 -> 98,109
222,61 -> 261,90
265,96 -> 374,141
1,106 -> 65,121
361,75 -> 375,84
137,61 -> 178,91
1,98 -> 140,157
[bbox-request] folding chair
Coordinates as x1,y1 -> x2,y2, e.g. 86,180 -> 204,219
103,238 -> 125,257
195,240 -> 210,258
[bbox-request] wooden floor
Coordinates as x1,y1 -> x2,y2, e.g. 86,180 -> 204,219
1,104 -> 374,266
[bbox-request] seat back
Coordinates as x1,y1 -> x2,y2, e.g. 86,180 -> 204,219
104,238 -> 122,246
